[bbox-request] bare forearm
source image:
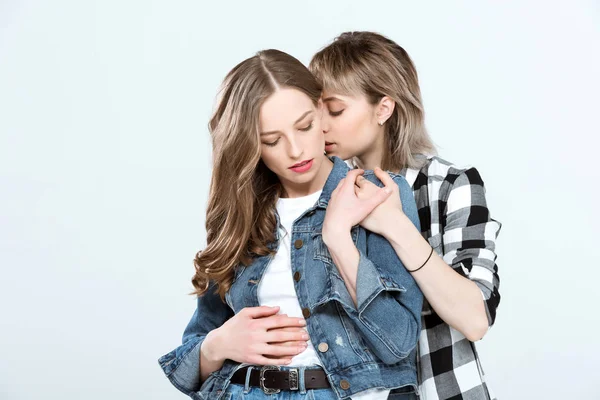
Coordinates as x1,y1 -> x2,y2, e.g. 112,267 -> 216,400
199,328 -> 226,383
383,212 -> 488,341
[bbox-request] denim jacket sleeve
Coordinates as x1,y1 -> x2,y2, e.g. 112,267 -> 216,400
157,281 -> 234,396
337,174 -> 423,365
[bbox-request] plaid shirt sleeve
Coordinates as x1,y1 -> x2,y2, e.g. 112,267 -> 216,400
399,157 -> 501,400
441,167 -> 502,326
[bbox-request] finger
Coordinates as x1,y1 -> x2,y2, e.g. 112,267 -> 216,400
354,182 -> 371,200
274,340 -> 309,347
354,183 -> 362,197
244,305 -> 280,319
267,326 -> 306,333
260,343 -> 307,357
374,167 -> 396,190
344,169 -> 364,189
356,176 -> 380,192
355,175 -> 366,188
361,177 -> 380,190
336,169 -> 363,194
265,330 -> 309,343
261,315 -> 307,330
363,187 -> 393,211
263,354 -> 289,361
249,355 -> 292,366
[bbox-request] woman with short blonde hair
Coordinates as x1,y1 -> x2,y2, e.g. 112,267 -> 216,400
311,31 -> 501,400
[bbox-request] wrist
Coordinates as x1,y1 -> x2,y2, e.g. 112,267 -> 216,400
201,328 -> 226,363
322,222 -> 352,247
323,230 -> 354,254
383,212 -> 419,246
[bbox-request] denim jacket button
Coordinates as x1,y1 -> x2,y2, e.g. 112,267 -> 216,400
302,308 -> 311,318
340,380 -> 351,390
293,271 -> 301,281
294,239 -> 304,249
318,342 -> 329,352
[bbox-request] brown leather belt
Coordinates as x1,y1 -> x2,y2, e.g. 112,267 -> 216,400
230,365 -> 330,394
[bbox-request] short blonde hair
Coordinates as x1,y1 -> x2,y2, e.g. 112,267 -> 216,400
310,31 -> 436,171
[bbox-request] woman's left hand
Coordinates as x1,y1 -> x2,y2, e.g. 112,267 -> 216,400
354,167 -> 404,236
322,169 -> 392,246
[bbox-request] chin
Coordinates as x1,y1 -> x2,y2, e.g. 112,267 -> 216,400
328,150 -> 351,161
289,171 -> 317,184
283,166 -> 320,184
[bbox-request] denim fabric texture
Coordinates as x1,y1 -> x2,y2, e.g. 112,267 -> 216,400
158,156 -> 423,400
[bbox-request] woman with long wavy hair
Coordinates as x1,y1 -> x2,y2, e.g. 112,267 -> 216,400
158,49 -> 424,399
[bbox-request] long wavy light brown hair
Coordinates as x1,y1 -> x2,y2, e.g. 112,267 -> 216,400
192,50 -> 322,300
310,31 -> 436,171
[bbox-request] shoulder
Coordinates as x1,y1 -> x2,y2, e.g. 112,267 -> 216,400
419,155 -> 472,180
411,155 -> 488,193
362,169 -> 409,187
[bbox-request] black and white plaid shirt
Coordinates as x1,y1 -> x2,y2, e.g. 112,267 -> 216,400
398,156 -> 501,400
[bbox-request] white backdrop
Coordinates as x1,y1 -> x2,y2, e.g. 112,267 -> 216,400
1,1 -> 599,399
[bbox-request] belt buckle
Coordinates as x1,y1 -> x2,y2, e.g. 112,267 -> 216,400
260,365 -> 281,394
289,368 -> 299,391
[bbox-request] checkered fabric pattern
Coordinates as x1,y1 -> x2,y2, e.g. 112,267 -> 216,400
399,156 -> 501,400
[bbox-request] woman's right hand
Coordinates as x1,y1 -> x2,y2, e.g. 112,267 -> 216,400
201,305 -> 309,366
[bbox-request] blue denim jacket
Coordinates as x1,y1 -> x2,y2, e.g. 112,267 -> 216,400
158,156 -> 423,399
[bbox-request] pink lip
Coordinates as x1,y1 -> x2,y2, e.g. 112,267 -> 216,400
324,142 -> 336,152
289,159 -> 314,173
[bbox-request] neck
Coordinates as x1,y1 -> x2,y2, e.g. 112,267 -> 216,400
280,156 -> 333,198
356,132 -> 386,171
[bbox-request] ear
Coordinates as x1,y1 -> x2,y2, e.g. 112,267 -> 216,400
376,96 -> 395,125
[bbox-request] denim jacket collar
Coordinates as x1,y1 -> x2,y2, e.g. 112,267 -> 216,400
266,155 -> 349,251
316,156 -> 350,208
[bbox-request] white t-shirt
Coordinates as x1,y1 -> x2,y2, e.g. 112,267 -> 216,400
257,190 -> 390,400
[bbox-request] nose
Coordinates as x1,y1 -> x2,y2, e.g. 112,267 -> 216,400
321,113 -> 330,134
288,136 -> 303,160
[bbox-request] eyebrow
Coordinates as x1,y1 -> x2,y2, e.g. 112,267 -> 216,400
322,96 -> 342,103
260,110 -> 314,136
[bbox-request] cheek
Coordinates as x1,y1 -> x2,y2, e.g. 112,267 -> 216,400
260,148 -> 281,173
336,113 -> 370,143
308,128 -> 325,149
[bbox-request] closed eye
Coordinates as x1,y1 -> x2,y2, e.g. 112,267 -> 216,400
263,138 -> 280,147
298,122 -> 313,132
329,110 -> 344,117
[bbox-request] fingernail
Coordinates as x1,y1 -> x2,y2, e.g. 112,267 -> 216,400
384,187 -> 392,194
302,333 -> 309,340
298,319 -> 306,325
